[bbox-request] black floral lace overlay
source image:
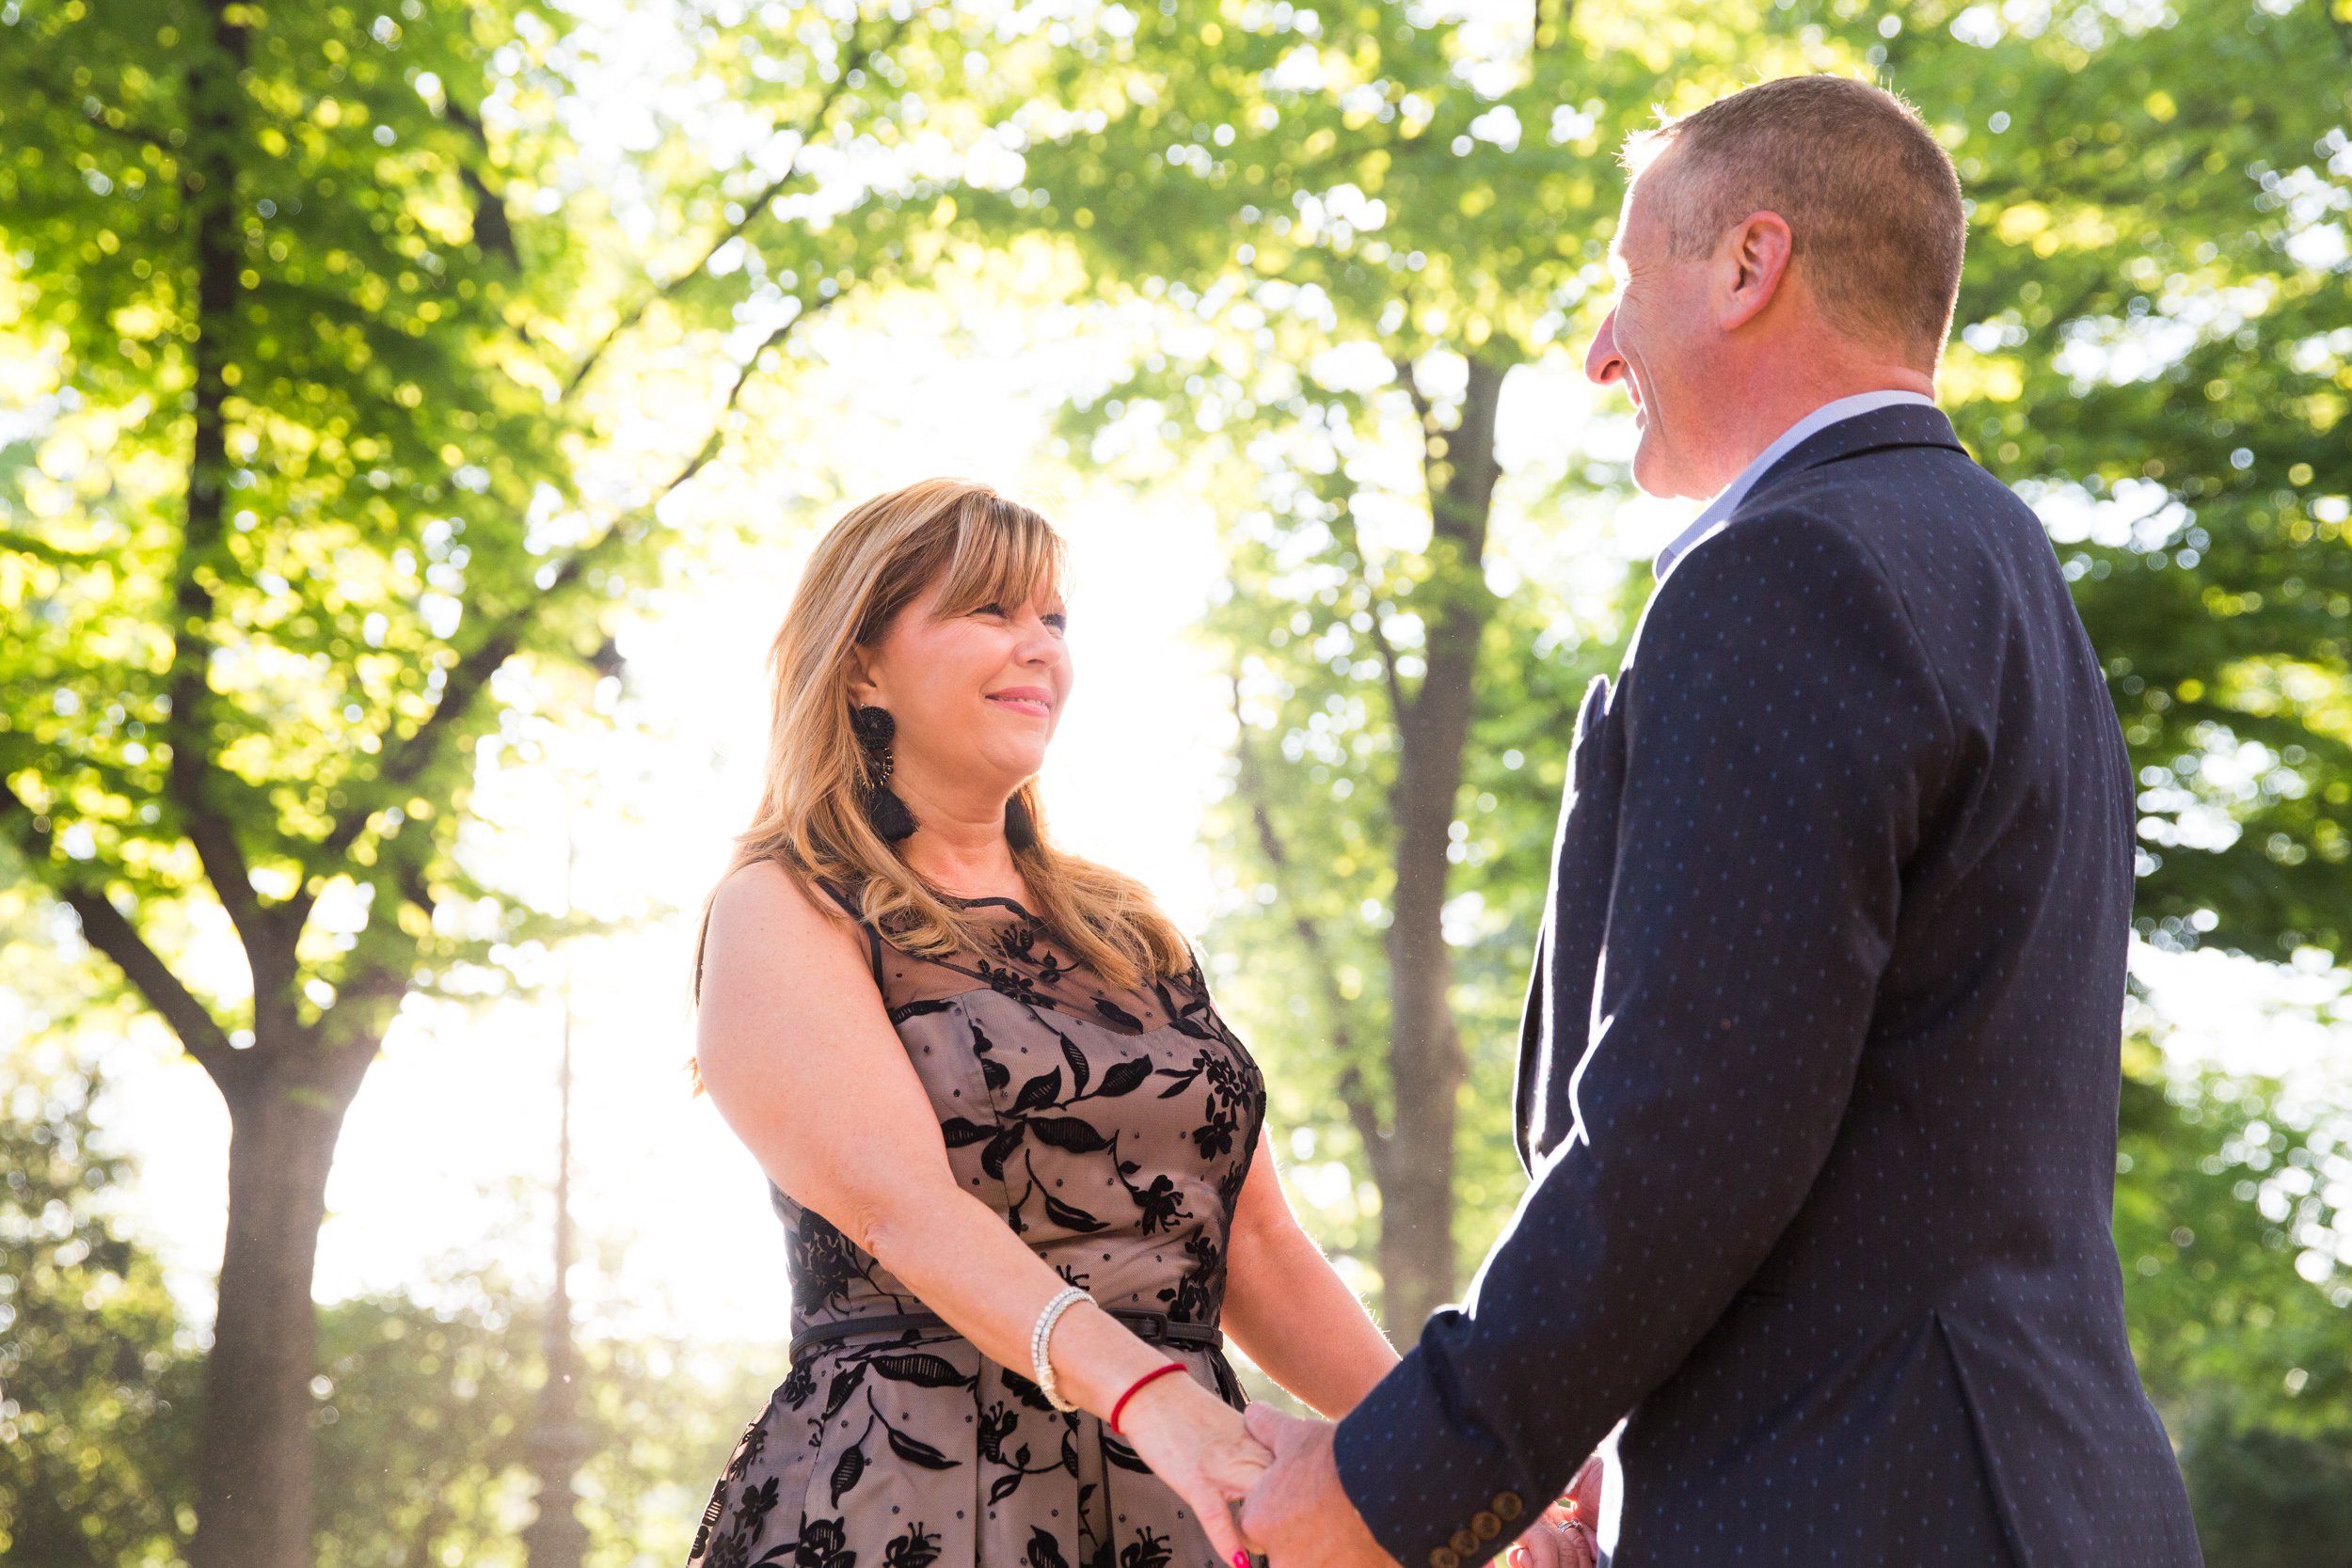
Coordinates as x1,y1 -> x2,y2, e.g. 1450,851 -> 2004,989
690,895 -> 1266,1568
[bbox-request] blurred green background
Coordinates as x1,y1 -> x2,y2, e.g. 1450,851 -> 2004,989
3,1 -> 2349,1565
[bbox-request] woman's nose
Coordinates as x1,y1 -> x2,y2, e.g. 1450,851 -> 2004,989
1585,309 -> 1626,386
1017,619 -> 1066,664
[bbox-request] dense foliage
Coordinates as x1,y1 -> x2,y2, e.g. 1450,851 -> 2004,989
2114,1037 -> 2352,1568
0,1059 -> 197,1568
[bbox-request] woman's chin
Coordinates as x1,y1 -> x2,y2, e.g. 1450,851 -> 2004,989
976,716 -> 1056,766
973,745 -> 1050,791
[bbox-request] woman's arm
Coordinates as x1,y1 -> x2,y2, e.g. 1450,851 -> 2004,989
694,863 -> 1265,1556
1220,1132 -> 1399,1417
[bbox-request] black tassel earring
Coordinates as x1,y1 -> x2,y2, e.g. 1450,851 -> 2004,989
1005,793 -> 1038,852
850,705 -> 917,842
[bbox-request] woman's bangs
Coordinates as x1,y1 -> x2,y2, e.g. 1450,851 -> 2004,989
930,497 -> 1066,617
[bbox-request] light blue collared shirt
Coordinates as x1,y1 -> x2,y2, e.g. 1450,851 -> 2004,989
1651,389 -> 1938,582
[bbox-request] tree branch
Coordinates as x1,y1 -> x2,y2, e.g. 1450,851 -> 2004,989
1533,0 -> 1576,54
1332,1064 -> 1391,1190
1431,354 -> 1506,551
0,528 -> 104,565
307,291 -> 839,885
1361,590 -> 1410,730
314,959 -> 413,1071
166,14 -> 284,984
1391,353 -> 1436,438
87,115 -> 175,157
1393,349 -> 1504,559
1324,501 -> 1411,726
557,15 -> 908,406
0,775 -> 241,1085
1229,680 -> 1392,1185
396,860 -> 435,922
439,100 -> 517,267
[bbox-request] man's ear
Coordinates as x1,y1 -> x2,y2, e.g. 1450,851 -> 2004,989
1715,210 -> 1794,332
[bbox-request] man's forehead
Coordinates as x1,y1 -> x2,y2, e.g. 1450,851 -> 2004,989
1610,180 -> 1656,266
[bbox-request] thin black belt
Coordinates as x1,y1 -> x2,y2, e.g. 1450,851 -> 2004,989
789,1308 -> 1222,1365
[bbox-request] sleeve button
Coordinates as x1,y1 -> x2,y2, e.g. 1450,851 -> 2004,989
1471,1513 -> 1502,1541
1449,1530 -> 1478,1556
1492,1493 -> 1524,1523
1429,1550 -> 1461,1568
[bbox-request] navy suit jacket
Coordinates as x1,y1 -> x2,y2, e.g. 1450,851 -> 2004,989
1330,405 -> 2201,1568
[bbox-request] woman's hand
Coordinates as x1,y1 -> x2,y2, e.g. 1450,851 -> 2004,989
1505,1453 -> 1603,1568
1113,1371 -> 1274,1568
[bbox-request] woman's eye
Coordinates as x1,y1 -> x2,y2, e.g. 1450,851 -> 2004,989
1043,613 -> 1068,631
974,602 -> 1007,617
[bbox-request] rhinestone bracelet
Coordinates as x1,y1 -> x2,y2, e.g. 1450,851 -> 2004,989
1030,1284 -> 1092,1414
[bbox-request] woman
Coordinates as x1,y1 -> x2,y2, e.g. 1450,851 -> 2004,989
685,479 -> 1596,1568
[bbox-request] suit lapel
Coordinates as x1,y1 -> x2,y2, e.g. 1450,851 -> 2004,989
1512,672 -> 1626,1173
1510,404 -> 1970,1172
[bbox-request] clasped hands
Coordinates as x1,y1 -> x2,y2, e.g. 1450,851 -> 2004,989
1117,1379 -> 1597,1568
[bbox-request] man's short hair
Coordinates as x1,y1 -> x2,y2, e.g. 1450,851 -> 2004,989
1621,74 -> 1966,368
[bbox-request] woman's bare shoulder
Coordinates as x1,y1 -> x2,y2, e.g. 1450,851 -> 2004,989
694,862 -> 896,1114
704,859 -> 863,979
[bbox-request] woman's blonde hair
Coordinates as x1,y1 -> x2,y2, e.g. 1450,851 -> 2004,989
689,478 -> 1194,1011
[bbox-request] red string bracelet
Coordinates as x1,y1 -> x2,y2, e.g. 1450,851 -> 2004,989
1108,1360 -> 1188,1435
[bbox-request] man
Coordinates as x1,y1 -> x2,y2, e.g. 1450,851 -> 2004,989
1236,74 -> 2203,1568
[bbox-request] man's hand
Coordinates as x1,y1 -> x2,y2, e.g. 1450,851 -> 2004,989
1236,1405 -> 1402,1568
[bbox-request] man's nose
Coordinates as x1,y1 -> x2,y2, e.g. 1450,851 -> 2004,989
1585,309 -> 1626,387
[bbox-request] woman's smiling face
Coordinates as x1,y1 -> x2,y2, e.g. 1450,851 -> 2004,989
850,573 -> 1073,795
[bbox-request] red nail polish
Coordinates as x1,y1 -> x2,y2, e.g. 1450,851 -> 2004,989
1232,1552 -> 1249,1568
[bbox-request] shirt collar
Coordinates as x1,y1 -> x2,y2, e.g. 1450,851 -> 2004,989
1651,389 -> 1938,581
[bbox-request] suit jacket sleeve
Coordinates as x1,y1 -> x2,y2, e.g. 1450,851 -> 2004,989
1330,512 -> 1956,1568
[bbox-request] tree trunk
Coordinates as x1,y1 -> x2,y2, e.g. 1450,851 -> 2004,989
1381,687 -> 1470,1336
1372,1040 -> 1462,1336
178,8 -> 355,1558
189,1041 -> 369,1568
1375,353 -> 1507,1337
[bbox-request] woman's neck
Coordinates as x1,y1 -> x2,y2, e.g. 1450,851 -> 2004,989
890,769 -> 1025,901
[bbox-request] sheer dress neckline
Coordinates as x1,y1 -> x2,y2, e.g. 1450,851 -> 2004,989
934,889 -> 1037,916
828,880 -> 1218,1041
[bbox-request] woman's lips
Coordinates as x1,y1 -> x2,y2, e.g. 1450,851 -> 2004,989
986,689 -> 1054,718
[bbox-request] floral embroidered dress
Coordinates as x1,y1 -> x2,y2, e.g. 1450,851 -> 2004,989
689,891 -> 1268,1568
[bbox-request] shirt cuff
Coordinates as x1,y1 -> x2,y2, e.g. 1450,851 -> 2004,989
1331,1348 -> 1536,1568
